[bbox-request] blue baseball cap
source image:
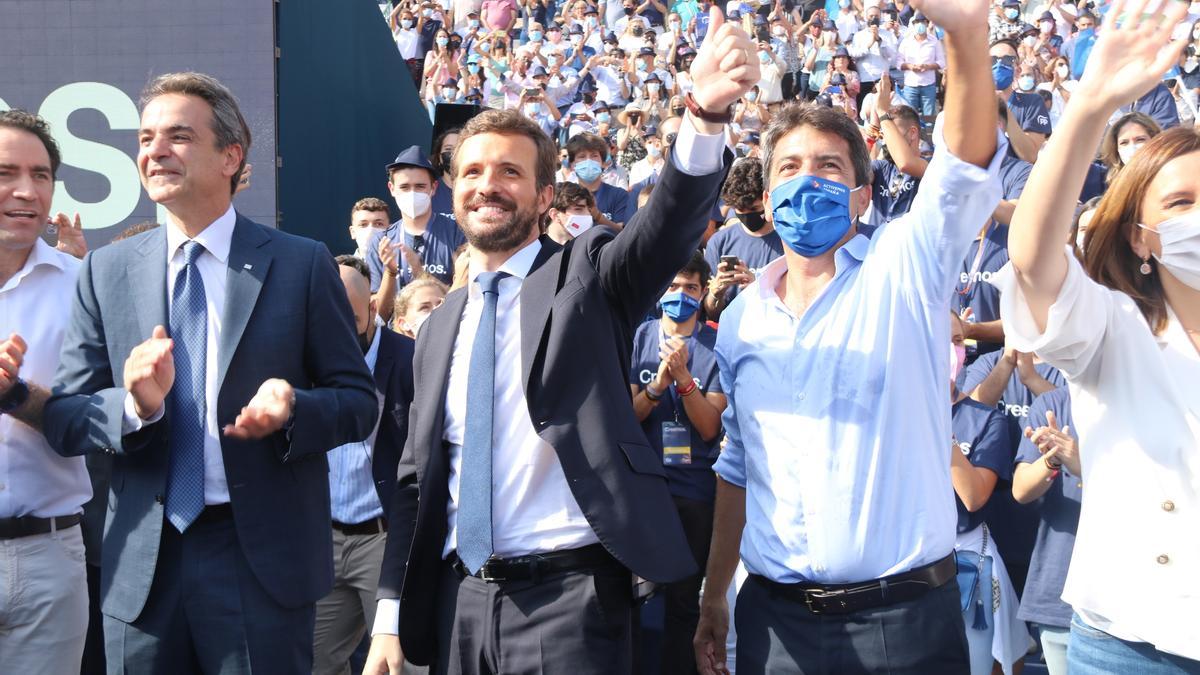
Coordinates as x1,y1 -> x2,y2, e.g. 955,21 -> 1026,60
386,145 -> 436,174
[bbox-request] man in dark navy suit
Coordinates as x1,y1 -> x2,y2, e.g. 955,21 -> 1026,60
365,7 -> 761,675
45,72 -> 378,674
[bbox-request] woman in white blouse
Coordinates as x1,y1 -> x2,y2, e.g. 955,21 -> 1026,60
998,2 -> 1200,673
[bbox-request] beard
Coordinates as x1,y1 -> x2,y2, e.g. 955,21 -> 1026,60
456,190 -> 541,253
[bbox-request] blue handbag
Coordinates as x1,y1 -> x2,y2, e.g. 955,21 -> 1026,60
955,525 -> 994,631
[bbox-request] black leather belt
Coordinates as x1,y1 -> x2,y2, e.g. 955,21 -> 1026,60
452,544 -> 621,583
333,518 -> 387,535
0,514 -> 82,540
750,554 -> 957,615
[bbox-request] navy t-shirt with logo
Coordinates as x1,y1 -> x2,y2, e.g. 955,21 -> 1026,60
430,179 -> 455,222
703,223 -> 784,307
366,213 -> 466,292
952,398 -> 1014,534
630,319 -> 723,502
1008,90 -> 1052,136
1015,386 -> 1081,628
955,224 -> 1010,360
594,181 -> 632,225
961,350 -> 1067,585
869,159 -> 921,227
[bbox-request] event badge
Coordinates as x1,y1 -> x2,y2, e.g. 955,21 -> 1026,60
662,421 -> 692,466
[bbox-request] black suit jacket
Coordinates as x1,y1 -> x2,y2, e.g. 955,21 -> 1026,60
369,328 -> 416,513
377,152 -> 732,665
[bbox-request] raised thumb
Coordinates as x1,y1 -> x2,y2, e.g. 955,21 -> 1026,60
151,325 -> 168,340
703,5 -> 725,47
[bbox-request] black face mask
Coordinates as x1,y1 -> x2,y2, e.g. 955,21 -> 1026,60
737,210 -> 767,232
624,6 -> 635,15
672,106 -> 685,116
583,92 -> 596,104
440,151 -> 453,172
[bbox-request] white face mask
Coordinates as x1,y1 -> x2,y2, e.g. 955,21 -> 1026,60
1142,211 -> 1200,290
1056,64 -> 1070,79
353,227 -> 377,254
563,213 -> 595,237
1117,142 -> 1144,165
396,190 -> 432,220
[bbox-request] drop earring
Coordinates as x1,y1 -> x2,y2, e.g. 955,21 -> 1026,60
1139,258 -> 1152,275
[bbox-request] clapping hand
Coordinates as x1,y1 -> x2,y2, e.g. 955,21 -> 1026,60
908,0 -> 989,34
1024,410 -> 1081,475
687,6 -> 760,128
223,378 -> 295,440
52,212 -> 87,259
123,326 -> 174,420
1074,0 -> 1188,111
0,333 -> 27,397
659,337 -> 692,385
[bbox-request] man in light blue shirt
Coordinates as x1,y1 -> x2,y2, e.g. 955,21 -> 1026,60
693,1 -> 1007,672
313,257 -> 414,675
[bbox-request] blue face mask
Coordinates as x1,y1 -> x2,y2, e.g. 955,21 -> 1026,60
770,174 -> 860,257
660,291 -> 701,321
531,30 -> 543,41
574,158 -> 604,183
637,60 -> 649,72
992,61 -> 1014,90
1017,75 -> 1036,91
915,23 -> 928,35
468,64 -> 481,74
1005,7 -> 1019,20
597,112 -> 611,123
479,41 -> 492,53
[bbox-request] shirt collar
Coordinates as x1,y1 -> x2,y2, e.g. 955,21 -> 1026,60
754,232 -> 868,300
166,204 -> 236,265
364,321 -> 383,371
467,238 -> 543,298
0,238 -> 69,294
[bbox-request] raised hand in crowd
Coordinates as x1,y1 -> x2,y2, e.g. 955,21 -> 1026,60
1024,409 -> 1081,476
50,211 -> 87,259
687,5 -> 761,133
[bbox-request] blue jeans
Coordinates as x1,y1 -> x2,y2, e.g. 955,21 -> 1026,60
1069,614 -> 1200,674
902,82 -> 937,120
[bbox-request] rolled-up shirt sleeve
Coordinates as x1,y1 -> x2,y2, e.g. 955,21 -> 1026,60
993,251 -> 1110,380
711,321 -> 747,488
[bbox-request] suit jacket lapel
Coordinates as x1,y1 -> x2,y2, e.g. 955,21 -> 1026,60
373,332 -> 394,396
519,237 -> 563,392
128,227 -> 168,340
217,216 -> 272,393
419,289 -> 467,459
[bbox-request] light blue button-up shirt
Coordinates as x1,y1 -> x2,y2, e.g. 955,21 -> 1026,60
712,129 -> 1006,585
328,327 -> 385,525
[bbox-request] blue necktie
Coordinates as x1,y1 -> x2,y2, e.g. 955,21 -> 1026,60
457,271 -> 508,573
165,241 -> 208,532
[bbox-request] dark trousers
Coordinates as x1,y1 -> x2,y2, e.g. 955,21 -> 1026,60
781,72 -> 798,102
734,573 -> 970,675
433,559 -> 634,674
660,496 -> 714,675
103,511 -> 315,675
82,563 -> 106,675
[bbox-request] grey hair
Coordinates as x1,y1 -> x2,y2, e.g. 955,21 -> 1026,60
140,72 -> 251,195
761,102 -> 872,189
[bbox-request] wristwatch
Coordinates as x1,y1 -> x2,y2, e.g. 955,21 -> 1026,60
683,92 -> 734,125
878,112 -> 894,123
0,378 -> 30,414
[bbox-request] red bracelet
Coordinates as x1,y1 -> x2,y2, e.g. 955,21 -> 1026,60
675,380 -> 698,397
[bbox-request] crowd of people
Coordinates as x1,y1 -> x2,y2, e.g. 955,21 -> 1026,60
1,0 -> 1198,673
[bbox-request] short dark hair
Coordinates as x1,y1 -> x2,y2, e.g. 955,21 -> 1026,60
565,132 -> 610,163
0,110 -> 61,179
387,164 -> 437,185
140,72 -> 251,196
453,109 -> 558,192
335,254 -> 371,281
761,102 -> 871,188
720,157 -> 764,211
887,104 -> 921,130
551,181 -> 595,211
351,197 -> 390,218
678,249 -> 710,289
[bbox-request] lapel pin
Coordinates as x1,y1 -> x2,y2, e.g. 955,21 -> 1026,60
243,263 -> 253,270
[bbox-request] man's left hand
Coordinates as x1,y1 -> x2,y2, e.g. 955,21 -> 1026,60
688,6 -> 760,122
909,0 -> 988,34
223,378 -> 295,440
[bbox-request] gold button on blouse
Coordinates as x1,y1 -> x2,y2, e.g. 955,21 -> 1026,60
1156,554 -> 1170,565
1162,500 -> 1176,512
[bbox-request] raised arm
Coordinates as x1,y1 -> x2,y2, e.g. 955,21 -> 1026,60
1008,0 -> 1188,331
911,0 -> 996,167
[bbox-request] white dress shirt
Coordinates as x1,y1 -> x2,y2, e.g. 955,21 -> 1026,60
373,118 -> 725,636
0,240 -> 91,518
996,253 -> 1200,661
712,128 -> 1006,584
123,205 -> 237,505
897,34 -> 945,88
849,28 -> 898,82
